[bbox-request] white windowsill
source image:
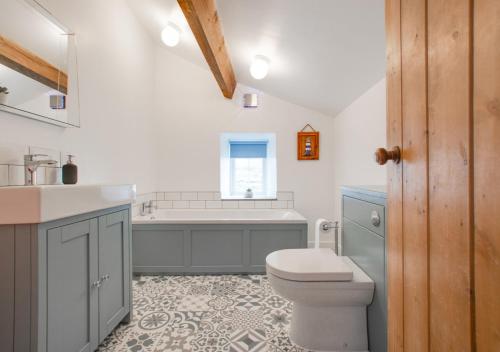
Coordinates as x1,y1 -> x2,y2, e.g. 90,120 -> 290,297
221,196 -> 277,201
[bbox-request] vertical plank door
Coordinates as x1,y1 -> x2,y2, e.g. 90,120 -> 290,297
385,0 -> 499,350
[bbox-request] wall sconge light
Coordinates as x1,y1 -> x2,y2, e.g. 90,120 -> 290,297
161,22 -> 181,47
250,55 -> 270,80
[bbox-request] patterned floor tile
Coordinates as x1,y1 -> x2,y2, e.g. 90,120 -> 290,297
231,309 -> 265,330
177,295 -> 212,311
97,275 -> 310,352
200,310 -> 234,331
191,328 -> 231,352
229,329 -> 267,352
153,328 -> 194,352
263,308 -> 291,330
234,294 -> 263,311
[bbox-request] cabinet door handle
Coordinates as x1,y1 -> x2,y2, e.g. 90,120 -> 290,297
371,211 -> 381,226
91,280 -> 101,288
101,274 -> 110,282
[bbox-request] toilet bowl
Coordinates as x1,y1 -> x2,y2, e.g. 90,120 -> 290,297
266,248 -> 374,352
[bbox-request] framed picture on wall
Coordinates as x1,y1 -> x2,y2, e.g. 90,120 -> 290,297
297,125 -> 319,160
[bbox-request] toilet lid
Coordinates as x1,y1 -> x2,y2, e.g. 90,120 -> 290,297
266,248 -> 354,282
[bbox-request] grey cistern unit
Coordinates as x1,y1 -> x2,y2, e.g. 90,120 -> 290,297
341,185 -> 387,352
132,223 -> 308,274
0,204 -> 132,352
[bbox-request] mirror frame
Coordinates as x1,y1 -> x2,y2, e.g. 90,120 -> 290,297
0,0 -> 80,128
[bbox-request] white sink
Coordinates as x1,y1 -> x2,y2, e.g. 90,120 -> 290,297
0,184 -> 136,224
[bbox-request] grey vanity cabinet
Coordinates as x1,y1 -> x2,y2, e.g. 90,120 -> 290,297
46,219 -> 99,352
98,211 -> 131,341
0,205 -> 132,352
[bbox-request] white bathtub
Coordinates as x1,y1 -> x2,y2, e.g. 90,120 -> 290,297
133,208 -> 307,225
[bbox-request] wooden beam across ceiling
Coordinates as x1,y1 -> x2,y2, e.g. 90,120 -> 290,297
178,0 -> 236,99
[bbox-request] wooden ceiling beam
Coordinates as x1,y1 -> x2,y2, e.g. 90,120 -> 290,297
178,0 -> 236,99
0,35 -> 68,94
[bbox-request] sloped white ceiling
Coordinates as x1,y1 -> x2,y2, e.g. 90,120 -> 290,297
127,0 -> 385,116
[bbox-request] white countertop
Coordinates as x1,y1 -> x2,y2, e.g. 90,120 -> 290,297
0,184 -> 136,224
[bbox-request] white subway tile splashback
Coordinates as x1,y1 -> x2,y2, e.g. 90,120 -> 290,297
238,201 -> 255,209
45,167 -> 62,185
156,192 -> 165,201
8,165 -> 24,186
0,165 -> 8,186
181,192 -> 197,201
189,200 -> 205,209
222,201 -> 239,209
129,191 -> 295,213
165,192 -> 181,200
206,200 -> 222,209
157,200 -> 173,208
173,200 -> 189,209
197,192 -> 214,200
255,201 -> 272,209
272,200 -> 288,209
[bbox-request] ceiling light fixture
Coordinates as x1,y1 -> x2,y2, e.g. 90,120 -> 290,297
161,22 -> 181,47
250,55 -> 270,80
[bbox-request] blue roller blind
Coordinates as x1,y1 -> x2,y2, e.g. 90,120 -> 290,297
230,141 -> 268,158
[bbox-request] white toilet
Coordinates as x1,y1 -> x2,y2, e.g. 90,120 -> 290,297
266,248 -> 374,352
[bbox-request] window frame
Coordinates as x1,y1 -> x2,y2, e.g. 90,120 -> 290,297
220,133 -> 277,200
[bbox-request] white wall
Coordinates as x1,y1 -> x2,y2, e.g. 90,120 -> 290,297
332,78 -> 387,221
0,0 -> 158,193
153,48 -> 335,245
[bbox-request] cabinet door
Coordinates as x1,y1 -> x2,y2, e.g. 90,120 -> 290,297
47,219 -> 99,352
98,210 -> 130,341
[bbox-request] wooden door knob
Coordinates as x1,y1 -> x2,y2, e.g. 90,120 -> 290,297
375,146 -> 401,165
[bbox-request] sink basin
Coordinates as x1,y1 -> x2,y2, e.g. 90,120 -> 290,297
0,184 -> 136,224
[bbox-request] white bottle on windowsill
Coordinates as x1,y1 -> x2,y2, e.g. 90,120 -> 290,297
244,188 -> 253,198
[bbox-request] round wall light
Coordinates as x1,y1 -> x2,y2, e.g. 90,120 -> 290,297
161,22 -> 181,47
250,55 -> 270,80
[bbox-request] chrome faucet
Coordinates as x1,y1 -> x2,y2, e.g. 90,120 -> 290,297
24,154 -> 58,185
140,200 -> 154,216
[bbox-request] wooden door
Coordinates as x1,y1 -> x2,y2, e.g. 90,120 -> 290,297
98,210 -> 130,342
47,219 -> 99,352
385,0 -> 499,351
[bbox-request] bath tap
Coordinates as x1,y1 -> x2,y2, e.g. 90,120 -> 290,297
24,154 -> 58,185
140,200 -> 154,216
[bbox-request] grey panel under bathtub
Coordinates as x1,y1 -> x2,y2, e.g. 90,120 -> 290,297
132,228 -> 185,271
132,224 -> 307,274
191,229 -> 244,267
249,229 -> 305,270
342,186 -> 387,352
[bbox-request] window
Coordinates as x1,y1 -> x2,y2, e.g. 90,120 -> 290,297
220,133 -> 277,199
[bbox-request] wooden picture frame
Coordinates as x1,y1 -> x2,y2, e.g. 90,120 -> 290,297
297,131 -> 319,160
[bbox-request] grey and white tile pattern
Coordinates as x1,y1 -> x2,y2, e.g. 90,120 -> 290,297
97,275 -> 311,352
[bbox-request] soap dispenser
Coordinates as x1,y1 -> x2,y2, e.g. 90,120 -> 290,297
62,154 -> 78,184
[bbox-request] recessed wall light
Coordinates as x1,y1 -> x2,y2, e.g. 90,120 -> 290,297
161,22 -> 181,47
250,55 -> 270,80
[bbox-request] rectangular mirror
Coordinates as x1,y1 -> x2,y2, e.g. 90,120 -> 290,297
0,0 -> 80,127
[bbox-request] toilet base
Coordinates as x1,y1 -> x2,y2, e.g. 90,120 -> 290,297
289,303 -> 368,352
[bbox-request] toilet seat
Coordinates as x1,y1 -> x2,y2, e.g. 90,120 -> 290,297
266,248 -> 354,282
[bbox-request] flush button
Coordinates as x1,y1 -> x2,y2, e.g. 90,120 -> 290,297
371,211 -> 381,227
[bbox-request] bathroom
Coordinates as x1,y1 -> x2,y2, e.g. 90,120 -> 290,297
0,0 -> 497,351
